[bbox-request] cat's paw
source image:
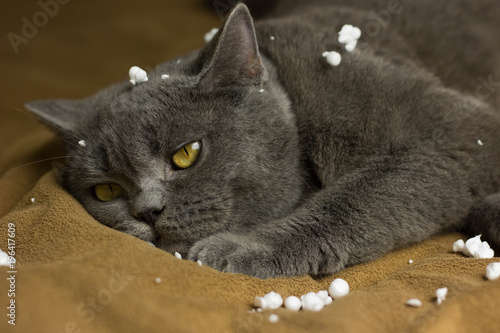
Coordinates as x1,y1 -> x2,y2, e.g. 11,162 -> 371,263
188,233 -> 281,279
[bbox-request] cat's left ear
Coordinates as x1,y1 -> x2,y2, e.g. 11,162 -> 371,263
198,4 -> 266,90
25,98 -> 94,134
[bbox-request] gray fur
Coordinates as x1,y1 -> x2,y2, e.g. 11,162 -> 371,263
26,1 -> 500,278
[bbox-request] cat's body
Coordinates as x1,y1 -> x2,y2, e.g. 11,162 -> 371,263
27,0 -> 500,278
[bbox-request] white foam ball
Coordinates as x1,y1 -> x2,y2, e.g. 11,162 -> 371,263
452,239 -> 465,253
255,291 -> 283,309
284,296 -> 302,311
301,292 -> 324,311
486,262 -> 500,280
269,314 -> 279,323
316,290 -> 333,305
326,52 -> 342,66
435,287 -> 448,305
344,40 -> 357,52
329,278 -> 349,299
406,298 -> 422,307
463,235 -> 482,257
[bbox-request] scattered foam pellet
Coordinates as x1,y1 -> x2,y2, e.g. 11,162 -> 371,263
461,235 -> 494,258
270,36 -> 275,41
30,197 -> 36,203
146,241 -> 155,246
174,252 -> 182,259
316,290 -> 333,305
329,278 -> 349,299
452,239 -> 465,253
338,24 -> 361,52
254,291 -> 283,310
344,41 -> 357,52
322,51 -> 342,67
259,89 -> 264,93
161,74 -> 170,79
477,139 -> 484,146
486,262 -> 500,280
197,260 -> 203,266
406,298 -> 422,307
204,28 -> 219,43
284,296 -> 302,311
435,287 -> 448,305
129,66 -> 148,85
408,259 -> 414,264
269,314 -> 279,323
78,140 -> 86,147
154,277 -> 162,284
301,292 -> 324,311
454,235 -> 494,259
0,249 -> 15,266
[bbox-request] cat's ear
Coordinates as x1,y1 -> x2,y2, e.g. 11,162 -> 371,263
198,4 -> 266,90
25,98 -> 92,133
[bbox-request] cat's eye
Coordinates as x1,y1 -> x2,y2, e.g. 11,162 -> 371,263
94,183 -> 124,202
172,141 -> 201,169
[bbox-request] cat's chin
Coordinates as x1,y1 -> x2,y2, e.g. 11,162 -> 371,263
156,240 -> 193,258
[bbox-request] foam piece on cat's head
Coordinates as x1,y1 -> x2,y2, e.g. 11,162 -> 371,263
322,51 -> 341,66
129,66 -> 148,85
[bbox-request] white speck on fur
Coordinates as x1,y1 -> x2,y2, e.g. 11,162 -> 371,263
155,277 -> 162,284
161,74 -> 170,79
174,252 -> 182,259
197,260 -> 202,266
30,197 -> 36,203
270,36 -> 275,41
477,139 -> 484,146
78,140 -> 86,147
408,259 -> 414,264
259,89 -> 264,93
204,28 -> 219,43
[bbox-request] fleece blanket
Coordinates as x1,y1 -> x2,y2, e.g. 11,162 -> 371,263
1,1 -> 499,332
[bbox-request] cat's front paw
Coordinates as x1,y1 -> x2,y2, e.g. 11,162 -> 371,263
188,233 -> 280,279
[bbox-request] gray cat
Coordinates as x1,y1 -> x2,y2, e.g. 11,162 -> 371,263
26,0 -> 500,278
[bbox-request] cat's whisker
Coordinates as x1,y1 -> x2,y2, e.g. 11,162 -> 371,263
1,102 -> 89,148
291,170 -> 312,190
0,155 -> 83,180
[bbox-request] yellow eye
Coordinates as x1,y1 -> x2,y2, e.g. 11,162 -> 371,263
172,141 -> 201,169
94,183 -> 124,202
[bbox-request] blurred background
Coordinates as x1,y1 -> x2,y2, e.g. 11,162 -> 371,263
0,0 -> 223,214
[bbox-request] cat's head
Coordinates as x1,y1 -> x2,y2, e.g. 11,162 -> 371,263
25,4 -> 304,255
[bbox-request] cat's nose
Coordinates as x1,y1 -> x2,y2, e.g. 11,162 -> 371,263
137,207 -> 164,227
